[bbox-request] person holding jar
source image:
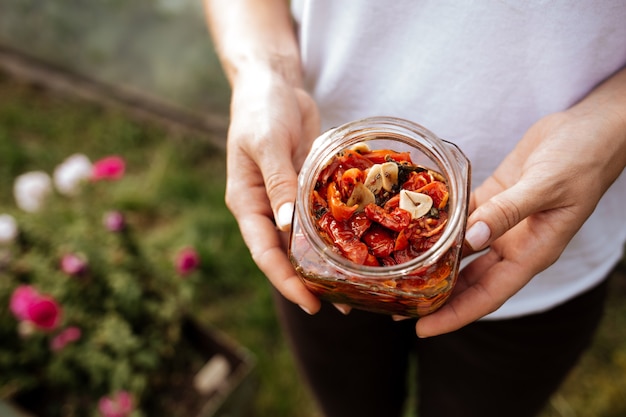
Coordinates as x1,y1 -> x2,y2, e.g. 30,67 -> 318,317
203,1 -> 626,416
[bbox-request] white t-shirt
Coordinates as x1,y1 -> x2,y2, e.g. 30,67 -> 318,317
291,0 -> 626,319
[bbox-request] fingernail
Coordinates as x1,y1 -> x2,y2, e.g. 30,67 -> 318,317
276,202 -> 294,231
464,221 -> 491,251
333,303 -> 352,315
392,315 -> 411,321
299,304 -> 313,315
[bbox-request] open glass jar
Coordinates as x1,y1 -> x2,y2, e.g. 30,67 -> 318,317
288,116 -> 471,317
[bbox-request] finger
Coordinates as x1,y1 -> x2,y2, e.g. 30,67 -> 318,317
238,212 -> 321,314
253,133 -> 300,231
225,156 -> 320,314
463,178 -> 549,252
263,89 -> 320,231
333,303 -> 352,315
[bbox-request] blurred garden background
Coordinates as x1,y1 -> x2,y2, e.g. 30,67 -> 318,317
1,1 -> 625,416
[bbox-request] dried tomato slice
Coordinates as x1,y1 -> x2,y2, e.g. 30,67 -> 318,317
339,168 -> 365,200
393,248 -> 416,265
415,181 -> 449,209
394,228 -> 410,252
311,189 -> 328,217
383,194 -> 400,210
364,204 -> 411,232
360,149 -> 412,164
409,233 -> 442,254
402,171 -> 433,191
362,225 -> 395,258
363,253 -> 380,266
318,149 -> 374,187
347,212 -> 372,239
327,182 -> 358,221
318,213 -> 369,264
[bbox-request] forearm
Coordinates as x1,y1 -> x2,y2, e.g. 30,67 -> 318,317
204,0 -> 302,88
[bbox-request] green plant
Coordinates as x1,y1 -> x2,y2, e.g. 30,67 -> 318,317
0,153 -> 202,417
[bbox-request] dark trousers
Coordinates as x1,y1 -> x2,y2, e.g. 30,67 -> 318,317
274,278 -> 609,417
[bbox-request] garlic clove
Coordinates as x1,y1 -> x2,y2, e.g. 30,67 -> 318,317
364,164 -> 383,194
350,142 -> 371,153
380,162 -> 399,192
399,189 -> 433,219
347,183 -> 376,211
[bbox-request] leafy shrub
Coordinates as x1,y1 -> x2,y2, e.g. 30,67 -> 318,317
0,153 -> 201,417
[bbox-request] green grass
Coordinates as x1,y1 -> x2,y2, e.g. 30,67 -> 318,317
1,71 -> 625,417
540,269 -> 626,417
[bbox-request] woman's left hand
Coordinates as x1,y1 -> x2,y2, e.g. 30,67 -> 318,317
416,69 -> 626,337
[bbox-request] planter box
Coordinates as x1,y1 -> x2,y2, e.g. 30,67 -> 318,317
183,319 -> 258,417
1,319 -> 257,417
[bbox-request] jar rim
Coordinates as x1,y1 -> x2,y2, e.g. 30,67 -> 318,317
296,116 -> 470,278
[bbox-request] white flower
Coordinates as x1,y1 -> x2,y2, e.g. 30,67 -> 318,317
53,154 -> 93,196
0,214 -> 18,244
13,171 -> 52,212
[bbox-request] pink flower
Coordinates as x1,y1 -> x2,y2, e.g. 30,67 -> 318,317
92,156 -> 125,181
60,253 -> 88,276
50,326 -> 82,351
10,285 -> 40,321
9,285 -> 62,331
103,211 -> 125,232
175,247 -> 200,276
98,390 -> 134,417
25,298 -> 62,330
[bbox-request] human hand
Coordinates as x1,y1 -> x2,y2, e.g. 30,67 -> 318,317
415,108 -> 626,337
225,69 -> 322,314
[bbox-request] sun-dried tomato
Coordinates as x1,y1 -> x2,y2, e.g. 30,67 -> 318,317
312,147 -> 450,267
383,194 -> 400,210
393,248 -> 416,265
311,189 -> 328,218
347,212 -> 372,239
318,213 -> 370,264
327,182 -> 358,221
415,181 -> 449,209
394,228 -> 410,252
364,204 -> 411,232
362,225 -> 395,258
363,253 -> 381,266
318,149 -> 374,187
402,171 -> 433,191
360,149 -> 412,164
339,168 -> 365,200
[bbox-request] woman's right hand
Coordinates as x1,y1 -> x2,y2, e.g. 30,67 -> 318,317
225,68 -> 322,314
204,0 -> 322,313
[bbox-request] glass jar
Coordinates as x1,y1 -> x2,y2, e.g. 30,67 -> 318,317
288,116 -> 471,317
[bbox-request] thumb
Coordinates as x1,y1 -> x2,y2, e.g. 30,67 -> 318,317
463,180 -> 544,251
275,196 -> 297,232
261,153 -> 299,232
272,89 -> 320,232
